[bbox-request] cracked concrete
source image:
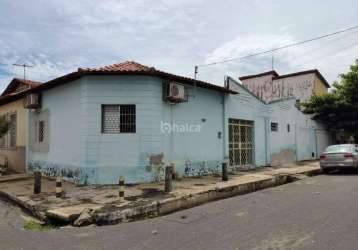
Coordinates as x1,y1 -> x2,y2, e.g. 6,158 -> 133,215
0,161 -> 321,226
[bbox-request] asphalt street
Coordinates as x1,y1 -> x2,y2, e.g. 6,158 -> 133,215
1,173 -> 358,250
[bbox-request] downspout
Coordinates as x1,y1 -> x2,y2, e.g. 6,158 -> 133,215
26,108 -> 35,172
25,108 -> 30,172
222,76 -> 228,163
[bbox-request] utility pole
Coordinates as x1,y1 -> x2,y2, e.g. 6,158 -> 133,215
13,63 -> 34,80
271,53 -> 274,70
193,65 -> 198,98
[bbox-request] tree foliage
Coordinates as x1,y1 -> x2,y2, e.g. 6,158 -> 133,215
0,115 -> 9,138
303,59 -> 358,140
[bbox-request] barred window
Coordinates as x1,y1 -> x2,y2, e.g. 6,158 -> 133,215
38,120 -> 45,142
102,105 -> 136,133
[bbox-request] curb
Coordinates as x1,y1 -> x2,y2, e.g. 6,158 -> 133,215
0,167 -> 322,225
0,190 -> 46,221
0,174 -> 33,183
91,167 -> 322,225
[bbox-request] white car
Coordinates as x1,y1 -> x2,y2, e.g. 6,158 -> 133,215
320,144 -> 358,173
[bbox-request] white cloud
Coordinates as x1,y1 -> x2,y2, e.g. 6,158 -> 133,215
0,0 -> 358,91
199,30 -> 358,85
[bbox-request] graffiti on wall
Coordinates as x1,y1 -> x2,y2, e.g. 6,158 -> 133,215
28,160 -> 91,185
143,151 -> 222,180
242,75 -> 315,103
184,159 -> 221,177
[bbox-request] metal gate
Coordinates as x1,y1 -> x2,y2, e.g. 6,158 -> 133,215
229,119 -> 254,167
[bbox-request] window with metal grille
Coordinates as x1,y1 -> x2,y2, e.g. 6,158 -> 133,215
102,105 -> 136,133
271,122 -> 278,132
9,113 -> 16,148
38,121 -> 45,142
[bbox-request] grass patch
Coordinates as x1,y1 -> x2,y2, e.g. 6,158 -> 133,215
23,220 -> 56,232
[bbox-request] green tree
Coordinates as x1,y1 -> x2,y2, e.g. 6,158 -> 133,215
0,115 -> 9,138
303,59 -> 358,141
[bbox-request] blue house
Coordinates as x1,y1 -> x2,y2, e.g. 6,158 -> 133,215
225,77 -> 331,168
25,61 -> 331,184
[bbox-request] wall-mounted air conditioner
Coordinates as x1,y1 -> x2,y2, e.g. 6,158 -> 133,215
24,93 -> 41,109
165,82 -> 186,103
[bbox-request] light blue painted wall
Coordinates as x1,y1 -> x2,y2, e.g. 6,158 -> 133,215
268,98 -> 326,163
226,78 -> 270,166
28,80 -> 83,179
226,77 -> 330,167
161,86 -> 224,177
80,75 -> 164,183
28,75 -> 225,184
81,75 -> 225,183
27,74 -> 330,184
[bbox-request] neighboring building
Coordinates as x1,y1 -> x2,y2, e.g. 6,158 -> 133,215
0,78 -> 42,173
25,61 -> 331,184
226,76 -> 331,167
239,69 -> 330,103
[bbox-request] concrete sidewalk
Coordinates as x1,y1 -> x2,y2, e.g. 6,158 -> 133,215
0,161 -> 321,226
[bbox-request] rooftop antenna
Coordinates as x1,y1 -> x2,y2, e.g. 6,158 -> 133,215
13,63 -> 34,80
271,52 -> 274,70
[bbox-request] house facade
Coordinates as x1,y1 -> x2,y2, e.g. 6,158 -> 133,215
25,61 -> 331,184
226,77 -> 331,167
26,62 -> 234,184
239,69 -> 330,103
0,78 -> 41,173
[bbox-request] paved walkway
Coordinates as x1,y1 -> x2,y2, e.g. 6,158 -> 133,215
0,161 -> 320,225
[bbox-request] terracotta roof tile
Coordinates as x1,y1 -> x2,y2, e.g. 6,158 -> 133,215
13,78 -> 42,87
27,61 -> 238,96
1,78 -> 43,97
78,61 -> 156,73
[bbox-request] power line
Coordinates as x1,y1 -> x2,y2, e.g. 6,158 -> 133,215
291,39 -> 358,68
196,24 -> 358,69
280,29 -> 358,63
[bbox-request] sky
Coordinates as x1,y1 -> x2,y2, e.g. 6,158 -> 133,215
1,0 -> 358,91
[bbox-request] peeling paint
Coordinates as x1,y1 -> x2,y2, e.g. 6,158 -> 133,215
270,149 -> 296,166
241,73 -> 316,102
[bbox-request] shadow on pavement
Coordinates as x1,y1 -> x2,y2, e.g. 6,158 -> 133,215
324,168 -> 358,176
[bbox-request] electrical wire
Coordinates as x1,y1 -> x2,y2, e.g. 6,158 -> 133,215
276,29 -> 358,63
291,39 -> 358,68
196,24 -> 358,68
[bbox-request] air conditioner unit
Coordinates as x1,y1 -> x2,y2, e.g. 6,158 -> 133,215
24,93 -> 41,109
166,83 -> 186,102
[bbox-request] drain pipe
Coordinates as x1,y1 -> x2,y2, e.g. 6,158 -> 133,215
26,109 -> 30,172
222,76 -> 229,163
